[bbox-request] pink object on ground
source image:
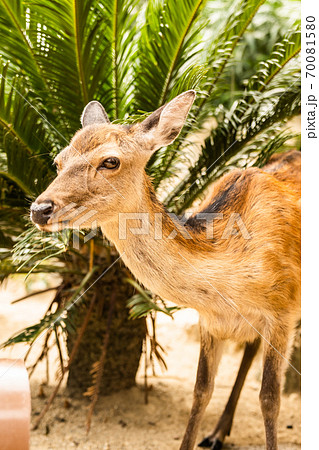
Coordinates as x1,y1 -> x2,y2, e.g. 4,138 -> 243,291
0,359 -> 31,450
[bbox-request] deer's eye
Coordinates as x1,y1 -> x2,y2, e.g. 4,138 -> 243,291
100,157 -> 120,170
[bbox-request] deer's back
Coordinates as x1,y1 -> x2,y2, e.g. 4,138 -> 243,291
262,150 -> 300,196
194,150 -> 300,230
196,150 -> 300,214
186,150 -> 301,325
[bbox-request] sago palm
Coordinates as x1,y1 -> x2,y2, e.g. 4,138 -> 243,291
0,0 -> 300,428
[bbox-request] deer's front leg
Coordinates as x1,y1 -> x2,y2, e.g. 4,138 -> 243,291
180,326 -> 224,450
259,329 -> 291,450
198,338 -> 260,449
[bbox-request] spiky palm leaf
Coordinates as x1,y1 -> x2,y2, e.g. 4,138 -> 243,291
196,0 -> 267,115
0,62 -> 55,193
163,25 -> 301,212
0,0 -> 48,91
134,0 -> 207,112
164,80 -> 301,212
147,0 -> 268,186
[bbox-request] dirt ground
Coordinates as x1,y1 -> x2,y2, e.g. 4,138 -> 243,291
0,277 -> 300,450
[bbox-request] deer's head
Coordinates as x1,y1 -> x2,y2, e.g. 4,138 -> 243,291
30,91 -> 195,231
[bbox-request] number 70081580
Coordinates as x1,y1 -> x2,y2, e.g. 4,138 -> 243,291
306,16 -> 316,78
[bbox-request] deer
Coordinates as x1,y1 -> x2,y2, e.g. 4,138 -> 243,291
30,91 -> 301,450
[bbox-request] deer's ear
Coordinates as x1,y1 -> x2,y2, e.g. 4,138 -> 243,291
81,101 -> 110,127
139,90 -> 196,151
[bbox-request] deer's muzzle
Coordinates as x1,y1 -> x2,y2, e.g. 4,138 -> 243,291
30,200 -> 54,226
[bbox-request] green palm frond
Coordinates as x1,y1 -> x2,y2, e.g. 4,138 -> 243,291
0,266 -> 97,348
134,0 -> 207,113
98,0 -> 140,119
0,62 -> 55,196
248,26 -> 301,93
22,0 -> 105,132
1,0 -> 139,134
165,78 -> 301,213
0,0 -> 48,91
161,21 -> 301,211
12,227 -> 70,275
149,0 -> 267,188
195,0 -> 266,119
252,129 -> 299,168
0,310 -> 63,348
126,278 -> 180,319
147,63 -> 208,187
42,0 -> 140,121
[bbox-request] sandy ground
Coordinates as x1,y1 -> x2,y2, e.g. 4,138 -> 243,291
0,277 -> 300,450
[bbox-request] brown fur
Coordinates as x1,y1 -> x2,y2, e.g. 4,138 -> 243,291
31,92 -> 300,450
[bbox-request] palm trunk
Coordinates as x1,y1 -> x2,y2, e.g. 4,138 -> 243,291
65,246 -> 146,395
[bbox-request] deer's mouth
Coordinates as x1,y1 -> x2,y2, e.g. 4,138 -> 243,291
34,219 -> 70,232
31,200 -> 88,230
31,199 -> 99,232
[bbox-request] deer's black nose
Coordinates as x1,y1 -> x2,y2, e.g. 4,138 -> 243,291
30,200 -> 54,225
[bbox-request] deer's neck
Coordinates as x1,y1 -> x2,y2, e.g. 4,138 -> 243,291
100,175 -> 229,310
